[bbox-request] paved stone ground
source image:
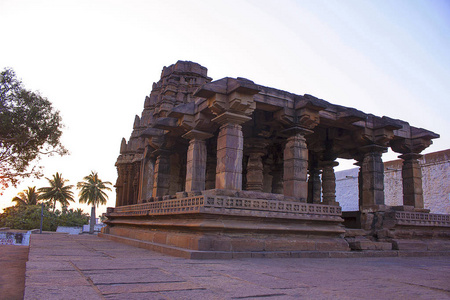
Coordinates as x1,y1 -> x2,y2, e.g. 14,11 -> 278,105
25,234 -> 450,300
0,245 -> 29,300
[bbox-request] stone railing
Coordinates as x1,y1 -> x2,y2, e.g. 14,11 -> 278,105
109,195 -> 342,220
394,212 -> 450,227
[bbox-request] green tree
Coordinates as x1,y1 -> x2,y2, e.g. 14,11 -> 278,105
0,203 -> 88,231
12,186 -> 40,206
38,172 -> 74,212
77,171 -> 111,234
0,68 -> 67,194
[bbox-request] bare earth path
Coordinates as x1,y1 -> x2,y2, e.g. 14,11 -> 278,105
25,234 -> 450,300
0,245 -> 29,300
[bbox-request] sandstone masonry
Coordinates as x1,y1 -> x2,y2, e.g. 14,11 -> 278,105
102,61 -> 449,258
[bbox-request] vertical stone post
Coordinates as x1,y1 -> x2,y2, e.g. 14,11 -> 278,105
152,150 -> 171,197
137,156 -> 155,203
212,112 -> 251,191
354,161 -> 363,209
399,153 -> 424,209
125,165 -> 133,206
246,152 -> 265,191
182,130 -> 213,193
205,154 -> 216,190
115,167 -> 124,206
283,127 -> 312,200
272,154 -> 284,194
307,167 -> 322,204
263,155 -> 274,193
359,145 -> 387,208
245,139 -> 268,192
321,161 -> 339,205
132,163 -> 140,204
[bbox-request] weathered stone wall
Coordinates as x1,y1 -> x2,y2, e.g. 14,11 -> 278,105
337,149 -> 450,214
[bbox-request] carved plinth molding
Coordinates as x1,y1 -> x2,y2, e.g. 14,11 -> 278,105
109,195 -> 343,221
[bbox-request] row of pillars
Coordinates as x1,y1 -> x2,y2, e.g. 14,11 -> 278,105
149,113 -> 338,203
138,114 -> 425,210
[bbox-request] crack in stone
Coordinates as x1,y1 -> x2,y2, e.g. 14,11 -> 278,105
103,287 -> 207,296
95,280 -> 186,286
81,267 -> 159,272
232,293 -> 287,299
69,260 -> 105,300
400,281 -> 450,294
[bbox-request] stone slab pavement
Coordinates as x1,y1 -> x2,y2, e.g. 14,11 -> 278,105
0,244 -> 29,300
24,233 -> 450,300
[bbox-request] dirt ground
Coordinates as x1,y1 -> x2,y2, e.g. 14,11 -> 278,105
0,245 -> 29,300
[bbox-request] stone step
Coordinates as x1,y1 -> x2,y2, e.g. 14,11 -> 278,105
392,239 -> 450,251
348,240 -> 392,251
344,228 -> 369,237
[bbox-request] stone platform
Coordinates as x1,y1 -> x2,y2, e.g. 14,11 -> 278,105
25,233 -> 450,299
104,191 -> 351,258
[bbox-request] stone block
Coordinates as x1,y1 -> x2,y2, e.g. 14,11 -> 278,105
316,239 -> 350,251
153,232 -> 168,244
348,240 -> 392,251
392,239 -> 428,251
231,238 -> 265,252
426,240 -> 450,251
210,237 -> 232,251
292,251 -> 329,258
232,252 -> 252,259
264,238 -> 315,251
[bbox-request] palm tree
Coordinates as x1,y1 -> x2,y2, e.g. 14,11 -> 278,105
38,172 -> 75,212
12,186 -> 40,206
77,171 -> 112,234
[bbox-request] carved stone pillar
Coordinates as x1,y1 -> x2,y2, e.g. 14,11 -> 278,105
132,164 -> 140,204
272,153 -> 284,194
124,165 -> 133,206
245,139 -> 267,192
399,153 -> 424,209
115,167 -> 125,207
138,156 -> 155,203
321,161 -> 339,206
183,130 -> 213,192
263,155 -> 274,193
246,152 -> 264,191
152,149 -> 171,197
169,153 -> 183,195
205,154 -> 216,190
283,128 -> 311,200
307,167 -> 322,204
359,145 -> 387,208
213,112 -> 251,191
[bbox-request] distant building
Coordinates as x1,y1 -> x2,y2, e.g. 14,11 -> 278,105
337,149 -> 450,214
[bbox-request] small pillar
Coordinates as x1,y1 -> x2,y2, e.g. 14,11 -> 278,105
138,156 -> 155,202
115,168 -> 124,206
321,161 -> 339,205
263,155 -> 274,193
152,149 -> 171,197
283,127 -> 311,200
245,139 -> 268,192
307,167 -> 322,204
213,112 -> 251,190
359,145 -> 387,208
205,154 -> 216,190
182,130 -> 213,192
125,165 -> 133,205
272,154 -> 284,194
399,153 -> 424,209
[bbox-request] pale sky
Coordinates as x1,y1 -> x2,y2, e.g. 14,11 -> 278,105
1,0 -> 449,216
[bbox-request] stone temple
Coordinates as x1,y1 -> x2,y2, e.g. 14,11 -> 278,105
102,61 -> 450,258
